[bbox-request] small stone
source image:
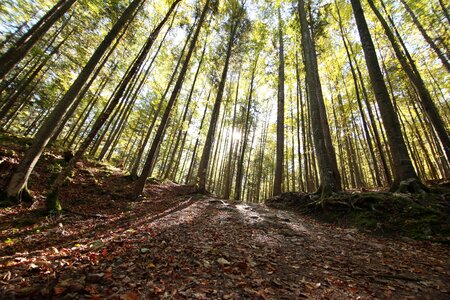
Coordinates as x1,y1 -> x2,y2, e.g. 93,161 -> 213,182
217,258 -> 231,266
203,260 -> 211,268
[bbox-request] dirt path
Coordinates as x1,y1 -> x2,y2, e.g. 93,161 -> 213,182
1,186 -> 449,299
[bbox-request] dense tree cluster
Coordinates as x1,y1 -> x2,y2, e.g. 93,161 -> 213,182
0,0 -> 448,211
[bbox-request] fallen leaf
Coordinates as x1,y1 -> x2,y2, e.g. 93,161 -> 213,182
217,257 -> 231,266
120,292 -> 140,300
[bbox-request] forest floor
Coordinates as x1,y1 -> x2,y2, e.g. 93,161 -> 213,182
0,134 -> 449,299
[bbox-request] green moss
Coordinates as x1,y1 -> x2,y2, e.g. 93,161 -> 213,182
349,211 -> 379,228
46,191 -> 62,214
267,190 -> 450,241
0,132 -> 33,146
45,162 -> 63,174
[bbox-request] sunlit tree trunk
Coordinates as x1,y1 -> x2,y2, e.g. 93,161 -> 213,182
235,54 -> 258,200
298,0 -> 341,196
42,0 -> 179,211
274,6 -> 285,196
399,0 -> 450,72
294,52 -> 305,192
369,0 -> 450,163
3,0 -> 145,203
165,40 -> 207,180
0,0 -> 76,80
0,19 -> 72,121
186,93 -> 210,184
439,0 -> 450,25
134,0 -> 210,198
223,72 -> 240,199
335,1 -> 382,187
350,0 -> 423,192
197,11 -> 240,193
130,19 -> 189,178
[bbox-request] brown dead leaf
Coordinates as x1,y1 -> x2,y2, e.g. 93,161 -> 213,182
53,285 -> 67,296
120,292 -> 140,300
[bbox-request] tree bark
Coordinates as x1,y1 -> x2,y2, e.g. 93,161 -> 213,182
43,0 -> 179,211
274,6 -> 285,196
399,0 -> 450,72
133,0 -> 210,198
350,0 -> 421,191
4,0 -> 146,203
235,54 -> 258,200
298,0 -> 341,197
0,0 -> 77,80
369,0 -> 450,162
197,9 -> 241,193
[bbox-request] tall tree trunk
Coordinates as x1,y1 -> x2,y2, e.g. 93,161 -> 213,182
439,0 -> 450,25
335,1 -> 382,187
351,45 -> 392,185
197,11 -> 240,193
399,0 -> 450,72
223,72 -> 240,199
133,0 -> 210,198
186,93 -> 210,184
130,14 -> 187,178
274,6 -> 285,196
294,52 -> 305,191
3,0 -> 145,203
368,0 -> 450,162
0,0 -> 77,80
350,0 -> 423,192
298,0 -> 341,196
235,54 -> 258,200
164,39 -> 207,180
42,0 -> 179,211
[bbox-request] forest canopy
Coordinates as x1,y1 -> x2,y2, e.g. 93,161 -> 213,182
0,0 -> 448,210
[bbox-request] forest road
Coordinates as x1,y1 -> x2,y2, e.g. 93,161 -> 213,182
1,192 -> 449,299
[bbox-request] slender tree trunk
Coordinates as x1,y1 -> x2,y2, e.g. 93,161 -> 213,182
298,0 -> 341,196
438,0 -> 450,25
335,1 -> 382,187
399,0 -> 450,72
294,52 -> 305,191
186,93 -> 210,184
133,0 -> 210,198
130,15 -> 188,178
223,72 -> 240,199
350,0 -> 422,192
197,12 -> 240,193
3,0 -> 145,203
0,0 -> 77,80
164,39 -> 207,180
274,6 -> 285,196
369,0 -> 450,162
235,54 -> 258,200
42,0 -> 179,211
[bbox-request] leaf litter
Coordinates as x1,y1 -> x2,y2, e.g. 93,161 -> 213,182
0,147 -> 449,298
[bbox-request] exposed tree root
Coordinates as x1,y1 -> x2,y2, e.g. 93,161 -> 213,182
0,186 -> 34,206
395,178 -> 429,194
